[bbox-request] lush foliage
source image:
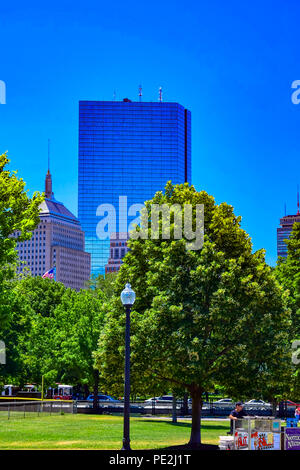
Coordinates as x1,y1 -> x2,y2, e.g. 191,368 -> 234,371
0,168 -> 297,445
276,222 -> 300,336
275,222 -> 300,399
86,272 -> 118,299
0,275 -> 107,403
95,182 -> 291,445
0,154 -> 43,325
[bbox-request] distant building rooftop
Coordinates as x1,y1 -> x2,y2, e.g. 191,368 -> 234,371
40,198 -> 80,226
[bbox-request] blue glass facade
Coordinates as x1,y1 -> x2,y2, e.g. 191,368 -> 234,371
277,213 -> 300,257
78,100 -> 191,275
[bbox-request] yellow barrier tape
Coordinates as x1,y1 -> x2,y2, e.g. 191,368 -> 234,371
0,396 -> 73,402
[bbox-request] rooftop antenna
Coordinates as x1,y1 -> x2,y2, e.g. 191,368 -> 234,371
45,139 -> 53,199
113,89 -> 116,101
139,84 -> 142,102
159,86 -> 162,102
48,139 -> 50,174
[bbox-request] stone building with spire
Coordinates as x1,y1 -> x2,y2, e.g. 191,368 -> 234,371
14,168 -> 91,290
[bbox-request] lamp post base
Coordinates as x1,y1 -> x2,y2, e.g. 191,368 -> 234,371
121,439 -> 131,451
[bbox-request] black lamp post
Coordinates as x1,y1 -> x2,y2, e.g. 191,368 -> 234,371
120,283 -> 136,451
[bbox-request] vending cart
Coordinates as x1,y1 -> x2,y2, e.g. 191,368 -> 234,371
233,417 -> 281,450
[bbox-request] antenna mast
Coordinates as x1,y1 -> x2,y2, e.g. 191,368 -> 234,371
48,139 -> 50,174
159,87 -> 162,102
45,139 -> 53,199
139,84 -> 142,102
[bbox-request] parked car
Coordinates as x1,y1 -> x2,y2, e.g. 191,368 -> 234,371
145,395 -> 194,406
244,399 -> 270,408
144,397 -> 157,403
144,395 -> 173,404
86,394 -> 120,403
156,395 -> 174,403
214,398 -> 233,404
145,395 -> 187,404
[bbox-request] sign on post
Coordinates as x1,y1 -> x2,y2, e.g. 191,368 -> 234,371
250,431 -> 281,450
285,428 -> 300,450
234,431 -> 249,450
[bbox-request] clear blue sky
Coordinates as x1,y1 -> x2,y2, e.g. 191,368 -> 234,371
1,0 -> 299,266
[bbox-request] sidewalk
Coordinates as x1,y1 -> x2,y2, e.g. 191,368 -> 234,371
139,416 -> 230,421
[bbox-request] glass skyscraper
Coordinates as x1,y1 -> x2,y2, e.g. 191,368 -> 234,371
277,211 -> 300,257
78,99 -> 191,275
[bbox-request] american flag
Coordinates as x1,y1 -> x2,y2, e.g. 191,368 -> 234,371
42,266 -> 56,280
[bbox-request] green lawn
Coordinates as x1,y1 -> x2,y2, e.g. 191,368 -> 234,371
0,414 -> 228,449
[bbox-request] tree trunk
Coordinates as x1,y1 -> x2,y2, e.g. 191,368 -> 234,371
182,393 -> 189,415
189,387 -> 203,447
271,400 -> 277,417
93,369 -> 99,410
172,395 -> 177,423
84,384 -> 89,399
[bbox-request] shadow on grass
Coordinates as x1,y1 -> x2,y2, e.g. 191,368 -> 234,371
148,443 -> 219,451
138,419 -> 228,432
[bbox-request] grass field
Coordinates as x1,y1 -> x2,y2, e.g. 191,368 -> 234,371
0,414 -> 229,449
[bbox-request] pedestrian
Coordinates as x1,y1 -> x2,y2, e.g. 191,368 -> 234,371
295,405 -> 300,423
229,402 -> 248,434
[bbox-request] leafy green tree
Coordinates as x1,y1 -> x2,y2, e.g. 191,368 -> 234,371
86,272 -> 118,299
276,222 -> 300,336
0,275 -> 66,390
276,222 -> 300,399
2,273 -> 107,404
220,324 -> 292,415
95,182 -> 290,447
0,154 -> 43,325
52,289 -> 106,408
12,276 -> 67,387
16,274 -> 67,318
0,283 -> 33,389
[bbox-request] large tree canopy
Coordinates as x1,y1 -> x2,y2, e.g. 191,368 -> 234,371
51,288 -> 106,406
12,276 -> 67,386
1,275 -> 107,404
276,222 -> 300,336
276,222 -> 300,399
0,154 -> 43,325
95,182 -> 290,446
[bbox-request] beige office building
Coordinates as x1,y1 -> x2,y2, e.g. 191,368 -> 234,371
14,170 -> 91,290
105,232 -> 129,274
